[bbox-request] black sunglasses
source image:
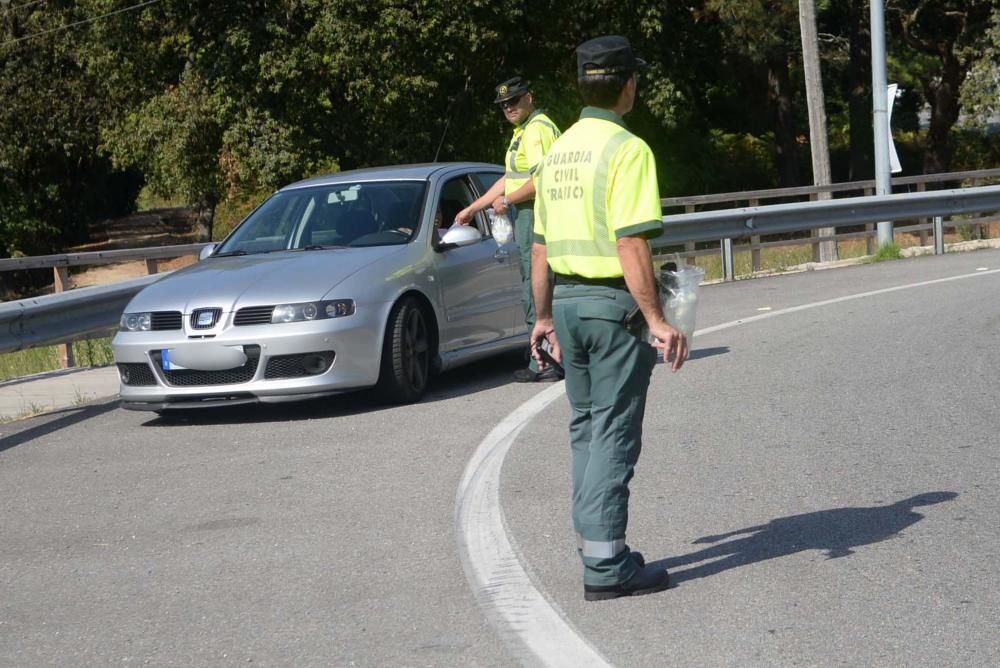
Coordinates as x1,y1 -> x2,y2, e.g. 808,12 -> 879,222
499,94 -> 524,109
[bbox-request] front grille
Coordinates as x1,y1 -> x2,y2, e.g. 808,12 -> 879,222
234,306 -> 275,326
152,345 -> 261,387
118,363 -> 157,386
151,311 -> 182,330
264,351 -> 335,379
190,308 -> 222,330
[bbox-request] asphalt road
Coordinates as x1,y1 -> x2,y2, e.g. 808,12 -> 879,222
2,249 -> 999,667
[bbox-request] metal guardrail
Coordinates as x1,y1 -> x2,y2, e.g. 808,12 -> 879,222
1,185 -> 999,355
659,167 -> 1000,208
651,184 -> 1000,281
0,274 -> 163,354
0,243 -> 209,272
653,185 -> 1000,245
0,242 -> 208,365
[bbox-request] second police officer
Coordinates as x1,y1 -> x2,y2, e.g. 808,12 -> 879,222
456,77 -> 562,382
530,36 -> 689,601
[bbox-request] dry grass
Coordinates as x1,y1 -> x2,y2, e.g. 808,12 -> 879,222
0,338 -> 114,382
685,226 -> 996,281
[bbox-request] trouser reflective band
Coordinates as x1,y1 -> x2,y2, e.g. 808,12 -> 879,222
577,535 -> 626,559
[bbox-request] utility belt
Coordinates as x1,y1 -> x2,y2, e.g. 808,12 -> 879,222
553,274 -> 645,336
553,273 -> 628,290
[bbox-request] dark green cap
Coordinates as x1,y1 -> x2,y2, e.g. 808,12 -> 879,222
576,35 -> 647,77
494,76 -> 530,104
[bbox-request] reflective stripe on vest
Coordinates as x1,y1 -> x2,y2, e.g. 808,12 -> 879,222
506,131 -> 531,178
505,114 -> 560,182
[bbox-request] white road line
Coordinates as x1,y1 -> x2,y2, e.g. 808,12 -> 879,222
696,267 -> 1000,337
455,266 -> 1000,666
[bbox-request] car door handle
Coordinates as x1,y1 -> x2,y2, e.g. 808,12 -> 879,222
494,249 -> 510,262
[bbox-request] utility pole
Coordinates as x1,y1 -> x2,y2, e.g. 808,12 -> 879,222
870,0 -> 893,246
799,0 -> 837,262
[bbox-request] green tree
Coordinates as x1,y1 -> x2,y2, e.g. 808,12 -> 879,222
959,8 -> 999,130
0,1 -> 139,257
102,72 -> 225,241
889,0 -> 994,173
91,1 -> 328,240
702,0 -> 804,186
92,0 -> 533,240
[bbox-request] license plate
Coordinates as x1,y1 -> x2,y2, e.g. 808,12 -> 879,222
160,349 -> 187,371
160,345 -> 248,371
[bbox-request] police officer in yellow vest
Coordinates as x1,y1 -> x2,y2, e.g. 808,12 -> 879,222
530,36 -> 689,601
455,77 -> 562,382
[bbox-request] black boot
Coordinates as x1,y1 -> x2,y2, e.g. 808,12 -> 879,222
512,366 -> 563,382
583,565 -> 670,602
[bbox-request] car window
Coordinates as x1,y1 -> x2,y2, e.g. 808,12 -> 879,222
438,176 -> 488,238
469,172 -> 508,239
215,181 -> 428,254
471,172 -> 502,198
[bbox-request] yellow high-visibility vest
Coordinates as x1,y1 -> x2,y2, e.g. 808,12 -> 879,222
505,111 -> 560,196
533,107 -> 662,278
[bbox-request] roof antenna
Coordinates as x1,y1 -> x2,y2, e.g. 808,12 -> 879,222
433,115 -> 452,163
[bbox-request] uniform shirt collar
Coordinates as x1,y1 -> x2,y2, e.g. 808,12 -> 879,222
580,106 -> 629,130
516,109 -> 542,128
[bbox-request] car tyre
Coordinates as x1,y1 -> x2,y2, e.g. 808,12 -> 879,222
377,297 -> 431,403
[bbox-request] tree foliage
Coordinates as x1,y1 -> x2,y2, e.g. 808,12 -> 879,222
0,0 -> 997,255
959,8 -> 1000,129
889,0 -> 994,172
0,1 -> 140,256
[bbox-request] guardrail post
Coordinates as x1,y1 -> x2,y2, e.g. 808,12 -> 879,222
749,198 -> 761,272
809,192 -> 821,261
933,216 -> 944,255
864,187 -> 875,255
145,258 -> 159,275
917,182 -> 929,246
53,266 -> 75,368
684,204 -> 697,265
721,238 -> 735,282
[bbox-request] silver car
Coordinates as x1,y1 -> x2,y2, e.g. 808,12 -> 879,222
112,163 -> 526,411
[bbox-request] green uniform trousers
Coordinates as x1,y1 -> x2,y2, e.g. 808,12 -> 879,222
552,284 -> 658,586
514,203 -> 539,372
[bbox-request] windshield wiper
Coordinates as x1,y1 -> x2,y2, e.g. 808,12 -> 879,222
300,244 -> 345,251
212,249 -> 249,257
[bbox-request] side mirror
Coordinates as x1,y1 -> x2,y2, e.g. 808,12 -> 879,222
438,224 -> 482,248
198,243 -> 216,260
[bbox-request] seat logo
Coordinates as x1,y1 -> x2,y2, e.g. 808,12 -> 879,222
191,308 -> 221,329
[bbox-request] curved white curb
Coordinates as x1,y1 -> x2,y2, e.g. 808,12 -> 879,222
455,382 -> 612,666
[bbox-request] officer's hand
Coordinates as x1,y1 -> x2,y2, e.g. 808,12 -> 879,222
530,320 -> 561,367
491,196 -> 509,215
649,321 -> 687,372
454,209 -> 474,226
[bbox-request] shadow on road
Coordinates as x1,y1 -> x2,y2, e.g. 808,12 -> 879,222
654,491 -> 958,586
687,346 -> 730,361
141,350 -> 528,426
0,401 -> 119,454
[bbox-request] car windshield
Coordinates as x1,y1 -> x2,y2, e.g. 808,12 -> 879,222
215,181 -> 428,255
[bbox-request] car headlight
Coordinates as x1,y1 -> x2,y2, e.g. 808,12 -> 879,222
271,300 -> 355,324
119,312 -> 152,332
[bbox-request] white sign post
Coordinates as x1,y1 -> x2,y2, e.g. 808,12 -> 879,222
887,83 -> 902,174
